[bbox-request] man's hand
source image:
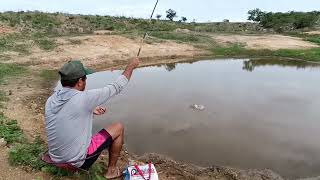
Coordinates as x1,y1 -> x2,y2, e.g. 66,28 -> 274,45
128,57 -> 140,69
93,106 -> 107,115
122,57 -> 140,80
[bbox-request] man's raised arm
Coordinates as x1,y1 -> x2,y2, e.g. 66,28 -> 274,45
84,58 -> 140,110
122,57 -> 140,80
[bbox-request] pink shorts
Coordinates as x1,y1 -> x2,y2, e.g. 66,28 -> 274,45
80,129 -> 113,170
87,129 -> 113,155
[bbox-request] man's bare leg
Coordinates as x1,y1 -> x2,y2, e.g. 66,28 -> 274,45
105,122 -> 124,178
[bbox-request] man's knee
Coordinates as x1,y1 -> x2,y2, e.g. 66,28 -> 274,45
114,122 -> 124,133
105,122 -> 124,139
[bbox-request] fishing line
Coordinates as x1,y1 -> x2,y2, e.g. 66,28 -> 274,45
137,0 -> 160,57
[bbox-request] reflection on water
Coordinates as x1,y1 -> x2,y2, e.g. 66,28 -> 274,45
164,63 -> 176,72
242,58 -> 320,72
87,58 -> 320,178
159,58 -> 320,73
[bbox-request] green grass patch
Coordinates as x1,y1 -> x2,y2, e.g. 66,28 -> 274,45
0,32 -> 57,53
211,43 -> 247,55
282,32 -> 320,60
9,134 -> 107,179
9,137 -> 45,169
0,114 -> 24,144
40,69 -> 58,88
305,36 -> 320,45
0,91 -> 8,108
149,31 -> 215,46
9,136 -> 71,176
150,31 -> 202,43
274,48 -> 320,61
0,11 -> 61,30
0,32 -> 57,54
285,32 -> 320,46
31,32 -> 58,51
89,163 -> 108,180
0,63 -> 25,108
34,38 -> 57,51
0,63 -> 26,83
40,69 -> 58,81
0,91 -> 8,102
210,43 -> 320,61
0,33 -> 30,54
211,44 -> 273,57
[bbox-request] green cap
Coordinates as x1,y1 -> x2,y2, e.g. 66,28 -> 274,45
59,60 -> 94,80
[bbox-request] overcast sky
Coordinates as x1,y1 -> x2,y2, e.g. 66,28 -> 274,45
0,0 -> 319,22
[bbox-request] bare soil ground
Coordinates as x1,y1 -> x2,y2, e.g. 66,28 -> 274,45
2,32 -> 317,179
211,34 -> 319,50
0,25 -> 15,35
0,147 -> 47,180
5,35 -> 205,70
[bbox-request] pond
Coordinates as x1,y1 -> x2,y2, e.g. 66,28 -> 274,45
87,58 -> 320,178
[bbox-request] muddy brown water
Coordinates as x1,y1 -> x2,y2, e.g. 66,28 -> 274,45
87,58 -> 320,178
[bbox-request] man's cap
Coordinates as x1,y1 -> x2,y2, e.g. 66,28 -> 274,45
59,60 -> 94,80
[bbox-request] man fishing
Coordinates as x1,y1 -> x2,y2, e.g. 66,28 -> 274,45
45,57 -> 139,179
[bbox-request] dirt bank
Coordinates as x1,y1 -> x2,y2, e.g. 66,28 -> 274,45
0,71 -> 52,180
4,35 -> 205,70
0,25 -> 15,34
211,34 -> 319,50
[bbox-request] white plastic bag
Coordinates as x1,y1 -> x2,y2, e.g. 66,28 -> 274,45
124,163 -> 159,180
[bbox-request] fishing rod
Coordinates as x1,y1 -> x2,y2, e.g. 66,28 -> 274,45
136,0 -> 159,57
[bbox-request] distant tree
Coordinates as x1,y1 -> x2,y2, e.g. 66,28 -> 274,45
181,16 -> 187,22
248,8 -> 265,22
292,12 -> 318,29
223,19 -> 230,23
156,14 -> 162,20
166,9 -> 177,21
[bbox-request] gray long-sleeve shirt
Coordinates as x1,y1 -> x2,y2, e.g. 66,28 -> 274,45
45,75 -> 128,167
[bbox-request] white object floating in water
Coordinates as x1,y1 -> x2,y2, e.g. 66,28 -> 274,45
190,104 -> 205,111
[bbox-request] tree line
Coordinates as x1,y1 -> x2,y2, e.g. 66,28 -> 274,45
156,9 -> 188,23
248,8 -> 320,32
